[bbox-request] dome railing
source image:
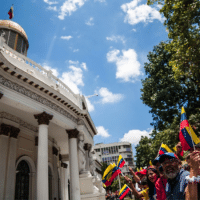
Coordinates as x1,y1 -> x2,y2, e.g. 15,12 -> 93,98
0,35 -> 83,109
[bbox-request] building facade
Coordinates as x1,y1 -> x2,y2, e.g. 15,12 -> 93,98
0,20 -> 105,200
94,142 -> 134,175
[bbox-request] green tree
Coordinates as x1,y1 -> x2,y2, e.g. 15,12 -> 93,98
141,41 -> 199,130
147,0 -> 200,88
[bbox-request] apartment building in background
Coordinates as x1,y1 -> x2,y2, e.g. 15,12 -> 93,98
94,142 -> 134,175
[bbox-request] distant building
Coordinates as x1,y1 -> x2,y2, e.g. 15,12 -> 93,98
94,142 -> 134,175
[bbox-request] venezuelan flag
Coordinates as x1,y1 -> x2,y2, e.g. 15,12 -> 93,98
102,163 -> 121,186
8,6 -> 14,19
117,155 -> 125,168
159,143 -> 173,155
119,184 -> 131,200
179,107 -> 200,151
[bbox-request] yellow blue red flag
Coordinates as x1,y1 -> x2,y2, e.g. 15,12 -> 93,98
117,155 -> 125,168
119,184 -> 131,200
179,107 -> 200,151
159,143 -> 173,155
8,6 -> 14,19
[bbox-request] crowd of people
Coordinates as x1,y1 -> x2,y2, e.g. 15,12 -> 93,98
121,142 -> 200,200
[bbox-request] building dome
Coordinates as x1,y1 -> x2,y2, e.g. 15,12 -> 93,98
0,20 -> 29,56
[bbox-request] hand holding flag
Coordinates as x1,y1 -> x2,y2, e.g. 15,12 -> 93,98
119,184 -> 131,200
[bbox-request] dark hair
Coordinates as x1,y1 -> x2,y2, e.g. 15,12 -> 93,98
147,168 -> 159,198
140,177 -> 148,186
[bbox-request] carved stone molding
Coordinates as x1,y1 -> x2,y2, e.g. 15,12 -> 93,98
0,123 -> 20,138
0,112 -> 38,132
52,146 -> 58,156
61,163 -> 68,169
0,92 -> 3,99
0,75 -> 78,123
66,129 -> 79,139
84,143 -> 92,151
34,112 -> 53,125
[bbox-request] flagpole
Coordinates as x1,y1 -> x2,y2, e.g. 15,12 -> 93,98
187,125 -> 196,151
118,173 -> 121,191
157,142 -> 163,157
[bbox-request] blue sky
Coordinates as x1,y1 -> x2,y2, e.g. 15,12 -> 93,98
1,0 -> 168,156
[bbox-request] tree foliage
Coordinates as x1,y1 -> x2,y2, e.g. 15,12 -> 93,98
141,41 -> 199,130
147,0 -> 200,87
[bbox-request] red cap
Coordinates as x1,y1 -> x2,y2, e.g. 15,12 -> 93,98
140,169 -> 147,175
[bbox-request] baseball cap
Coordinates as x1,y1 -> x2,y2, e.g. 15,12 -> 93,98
135,169 -> 147,176
159,153 -> 179,164
152,156 -> 160,165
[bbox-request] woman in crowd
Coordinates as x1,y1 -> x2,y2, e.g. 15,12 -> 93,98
124,166 -> 159,200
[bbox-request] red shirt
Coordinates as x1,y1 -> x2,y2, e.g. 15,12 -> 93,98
155,176 -> 167,200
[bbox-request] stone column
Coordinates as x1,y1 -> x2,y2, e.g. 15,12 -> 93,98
34,112 -> 53,200
66,129 -> 81,200
5,126 -> 20,200
62,163 -> 68,200
52,146 -> 59,200
60,163 -> 65,200
0,124 -> 10,199
84,143 -> 92,172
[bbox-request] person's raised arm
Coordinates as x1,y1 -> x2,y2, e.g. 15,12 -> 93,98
185,151 -> 200,200
129,167 -> 141,183
124,176 -> 143,199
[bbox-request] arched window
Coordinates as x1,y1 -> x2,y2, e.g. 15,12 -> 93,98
15,160 -> 30,200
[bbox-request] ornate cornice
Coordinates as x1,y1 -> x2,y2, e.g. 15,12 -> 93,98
0,75 -> 78,123
0,123 -> 20,138
66,129 -> 79,139
52,146 -> 58,156
84,143 -> 92,151
61,163 -> 68,169
34,112 -> 53,125
0,112 -> 38,132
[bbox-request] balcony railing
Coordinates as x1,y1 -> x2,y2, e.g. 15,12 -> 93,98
0,36 -> 83,109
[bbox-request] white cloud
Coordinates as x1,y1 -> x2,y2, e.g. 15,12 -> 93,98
106,35 -> 126,44
120,129 -> 151,145
43,63 -> 59,77
85,17 -> 94,26
68,60 -> 87,70
107,49 -> 142,82
121,0 -> 165,25
94,0 -> 106,2
85,98 -> 95,112
58,0 -> 87,20
61,66 -> 84,94
73,49 -> 79,52
132,28 -> 136,32
96,126 -> 110,138
47,6 -> 57,11
81,62 -> 87,71
97,87 -> 124,104
61,36 -> 73,40
44,0 -> 58,5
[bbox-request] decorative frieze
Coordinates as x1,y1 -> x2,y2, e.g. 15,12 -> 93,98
0,75 -> 78,123
0,112 -> 38,132
66,129 -> 79,139
34,112 -> 53,125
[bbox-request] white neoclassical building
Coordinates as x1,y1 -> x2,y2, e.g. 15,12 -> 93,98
0,20 -> 105,200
